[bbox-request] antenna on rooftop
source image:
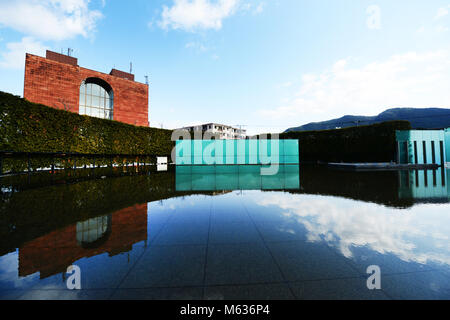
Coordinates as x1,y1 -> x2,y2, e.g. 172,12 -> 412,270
67,48 -> 73,57
235,124 -> 247,131
145,75 -> 149,85
130,62 -> 133,74
234,125 -> 248,139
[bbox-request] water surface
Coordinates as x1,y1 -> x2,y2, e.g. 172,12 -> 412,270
1,165 -> 449,300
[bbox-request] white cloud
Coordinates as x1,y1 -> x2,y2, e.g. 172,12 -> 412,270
241,1 -> 264,15
253,2 -> 264,15
0,36 -> 47,69
260,50 -> 450,124
185,41 -> 208,51
0,0 -> 103,41
435,6 -> 449,20
436,25 -> 449,33
159,0 -> 240,32
276,81 -> 293,88
252,192 -> 450,266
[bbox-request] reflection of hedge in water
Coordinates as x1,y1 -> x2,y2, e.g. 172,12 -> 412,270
1,155 -> 160,175
0,169 -> 213,255
0,91 -> 174,172
280,121 -> 412,163
0,164 -> 163,192
292,165 -> 414,208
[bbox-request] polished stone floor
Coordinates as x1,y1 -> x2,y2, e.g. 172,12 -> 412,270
2,165 -> 450,300
2,190 -> 450,300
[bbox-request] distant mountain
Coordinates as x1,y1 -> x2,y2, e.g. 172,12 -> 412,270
284,108 -> 450,132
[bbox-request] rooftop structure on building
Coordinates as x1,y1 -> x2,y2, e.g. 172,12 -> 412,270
180,123 -> 247,140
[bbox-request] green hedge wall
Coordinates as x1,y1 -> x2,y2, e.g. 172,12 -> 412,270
0,91 -> 174,171
280,120 -> 412,163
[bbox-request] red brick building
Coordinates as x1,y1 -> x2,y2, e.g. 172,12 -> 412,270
19,203 -> 148,279
24,50 -> 149,127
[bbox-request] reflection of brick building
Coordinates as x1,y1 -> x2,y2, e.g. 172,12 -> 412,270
19,204 -> 147,279
24,50 -> 149,127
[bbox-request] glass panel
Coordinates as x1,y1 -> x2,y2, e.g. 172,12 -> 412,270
93,84 -> 101,96
86,93 -> 91,106
79,80 -> 113,119
92,95 -> 100,108
80,93 -> 85,106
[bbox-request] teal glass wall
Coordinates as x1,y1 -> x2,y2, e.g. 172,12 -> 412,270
176,165 -> 300,191
446,129 -> 450,164
398,168 -> 449,202
175,140 -> 299,165
396,130 -> 447,165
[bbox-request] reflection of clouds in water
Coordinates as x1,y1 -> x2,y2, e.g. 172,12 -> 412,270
148,196 -> 202,214
250,193 -> 450,266
0,251 -> 39,288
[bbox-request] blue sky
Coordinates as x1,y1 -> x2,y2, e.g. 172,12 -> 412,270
1,0 -> 450,134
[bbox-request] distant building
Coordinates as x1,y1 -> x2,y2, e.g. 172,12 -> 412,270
23,50 -> 149,127
396,128 -> 450,166
181,123 -> 247,139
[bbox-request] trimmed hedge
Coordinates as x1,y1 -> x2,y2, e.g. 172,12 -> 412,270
0,91 -> 173,154
280,120 -> 412,163
0,91 -> 174,171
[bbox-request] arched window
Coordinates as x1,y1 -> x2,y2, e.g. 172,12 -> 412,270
79,78 -> 113,120
76,215 -> 112,249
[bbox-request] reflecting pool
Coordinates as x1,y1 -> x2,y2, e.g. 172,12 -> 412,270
0,165 -> 450,300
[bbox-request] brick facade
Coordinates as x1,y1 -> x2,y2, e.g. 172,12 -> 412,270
24,50 -> 149,127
